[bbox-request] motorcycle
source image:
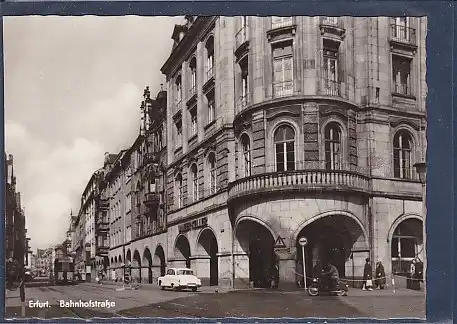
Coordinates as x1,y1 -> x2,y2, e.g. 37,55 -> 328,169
307,277 -> 349,296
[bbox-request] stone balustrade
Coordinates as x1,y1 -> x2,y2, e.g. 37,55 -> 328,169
228,169 -> 370,201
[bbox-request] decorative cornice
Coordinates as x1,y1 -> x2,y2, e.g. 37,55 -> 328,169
390,118 -> 421,131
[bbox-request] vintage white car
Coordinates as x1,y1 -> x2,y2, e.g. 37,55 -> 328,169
158,268 -> 202,292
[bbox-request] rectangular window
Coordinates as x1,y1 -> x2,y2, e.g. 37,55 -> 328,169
238,57 -> 249,109
192,175 -> 199,201
275,142 -> 295,172
272,42 -> 293,97
323,47 -> 339,96
392,55 -> 412,96
175,120 -> 182,148
207,90 -> 215,124
190,107 -> 197,136
275,143 -> 285,172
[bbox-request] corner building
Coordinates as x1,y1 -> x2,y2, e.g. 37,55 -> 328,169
162,16 -> 426,289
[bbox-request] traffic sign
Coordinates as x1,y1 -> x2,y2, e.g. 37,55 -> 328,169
274,236 -> 287,248
298,237 -> 308,247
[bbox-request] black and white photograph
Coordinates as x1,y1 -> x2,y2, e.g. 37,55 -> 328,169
5,15 -> 427,319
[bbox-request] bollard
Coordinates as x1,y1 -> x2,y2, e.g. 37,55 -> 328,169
392,277 -> 396,293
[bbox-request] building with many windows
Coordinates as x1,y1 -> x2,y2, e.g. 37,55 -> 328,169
103,87 -> 168,284
4,152 -> 30,283
160,16 -> 427,289
73,169 -> 108,281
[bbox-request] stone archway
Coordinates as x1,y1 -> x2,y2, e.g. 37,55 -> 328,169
153,245 -> 166,278
132,250 -> 142,283
143,248 -> 153,284
294,212 -> 368,287
235,218 -> 276,288
126,249 -> 132,265
196,228 -> 219,286
390,217 -> 424,276
174,235 -> 191,268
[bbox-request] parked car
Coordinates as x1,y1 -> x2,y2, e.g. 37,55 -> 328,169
158,268 -> 202,292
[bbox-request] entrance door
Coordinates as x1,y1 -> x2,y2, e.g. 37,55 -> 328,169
249,240 -> 276,288
209,243 -> 218,286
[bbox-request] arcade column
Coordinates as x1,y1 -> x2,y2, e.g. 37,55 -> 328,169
190,255 -> 210,286
275,248 -> 297,290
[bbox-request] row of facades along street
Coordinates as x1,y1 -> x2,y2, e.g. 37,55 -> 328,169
22,16 -> 426,296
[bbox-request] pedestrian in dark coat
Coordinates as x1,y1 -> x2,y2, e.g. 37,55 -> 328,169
270,262 -> 280,289
375,261 -> 386,289
362,258 -> 373,291
313,261 -> 322,278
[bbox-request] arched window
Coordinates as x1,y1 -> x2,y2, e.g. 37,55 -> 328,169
208,153 -> 217,194
175,173 -> 183,208
274,125 -> 295,172
190,57 -> 197,94
191,164 -> 199,202
324,122 -> 342,170
205,36 -> 215,79
393,131 -> 413,179
240,134 -> 251,177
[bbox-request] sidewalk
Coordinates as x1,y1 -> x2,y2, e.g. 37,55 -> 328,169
79,281 -> 424,297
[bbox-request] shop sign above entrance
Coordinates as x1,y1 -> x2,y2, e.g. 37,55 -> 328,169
178,216 -> 208,233
298,237 -> 308,247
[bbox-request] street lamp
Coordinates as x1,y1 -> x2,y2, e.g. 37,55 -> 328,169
413,161 -> 426,292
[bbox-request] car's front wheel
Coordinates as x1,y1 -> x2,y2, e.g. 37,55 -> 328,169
192,287 -> 197,292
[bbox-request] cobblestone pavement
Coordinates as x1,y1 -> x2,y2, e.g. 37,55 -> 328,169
5,281 -> 425,320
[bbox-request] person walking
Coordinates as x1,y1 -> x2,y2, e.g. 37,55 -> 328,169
270,262 -> 280,289
375,261 -> 386,289
362,258 -> 373,291
413,258 -> 423,290
407,259 -> 416,289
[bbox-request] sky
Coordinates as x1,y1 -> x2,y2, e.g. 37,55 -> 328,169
4,15 -> 183,250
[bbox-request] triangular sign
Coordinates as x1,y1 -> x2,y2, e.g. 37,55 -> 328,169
274,236 -> 287,248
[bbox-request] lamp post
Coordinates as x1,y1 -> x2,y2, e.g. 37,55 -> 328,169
413,162 -> 426,292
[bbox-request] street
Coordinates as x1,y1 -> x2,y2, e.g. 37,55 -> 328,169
6,281 -> 425,319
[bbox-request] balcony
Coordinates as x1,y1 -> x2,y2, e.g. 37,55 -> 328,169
321,17 -> 338,26
187,86 -> 197,105
235,26 -> 249,59
173,100 -> 182,117
235,95 -> 249,114
143,152 -> 159,166
96,246 -> 109,257
96,221 -> 109,233
273,81 -> 294,98
204,66 -> 214,83
228,169 -> 370,201
144,192 -> 160,208
389,24 -> 417,47
320,79 -> 341,97
271,17 -> 294,30
99,198 -> 109,210
392,83 -> 414,97
319,17 -> 345,39
267,17 -> 296,41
